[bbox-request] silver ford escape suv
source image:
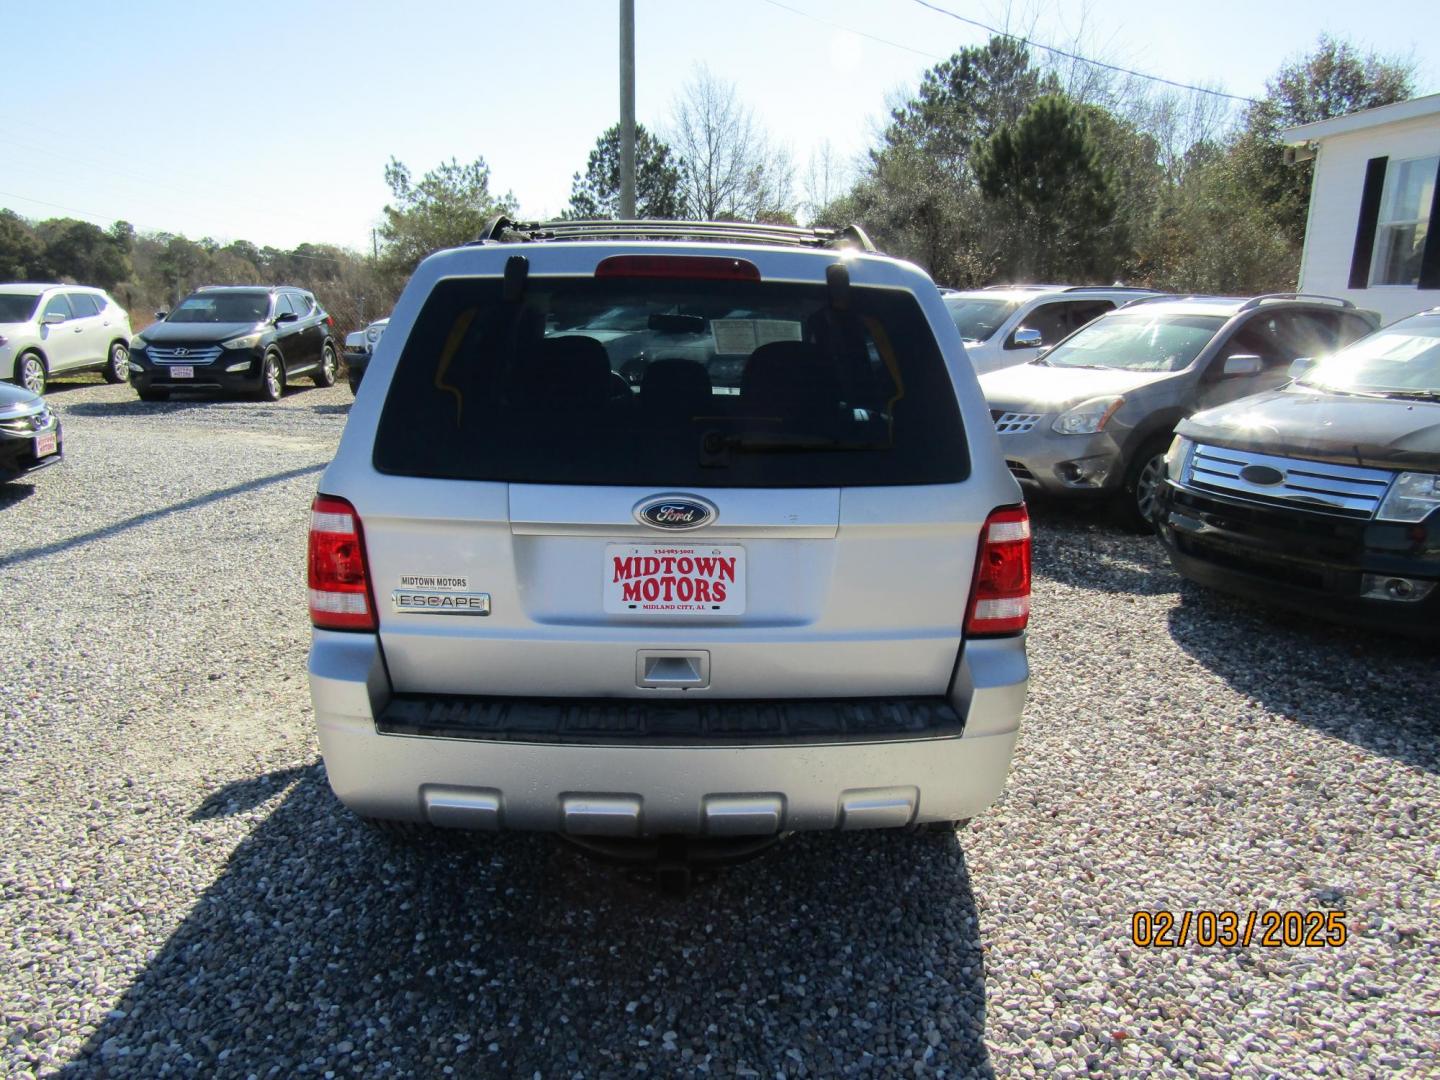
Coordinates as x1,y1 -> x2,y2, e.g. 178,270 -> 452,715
306,218 -> 1030,844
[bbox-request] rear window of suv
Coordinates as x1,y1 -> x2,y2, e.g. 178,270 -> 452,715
373,275 -> 969,487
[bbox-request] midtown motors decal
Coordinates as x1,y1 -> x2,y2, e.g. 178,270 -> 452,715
603,544 -> 746,615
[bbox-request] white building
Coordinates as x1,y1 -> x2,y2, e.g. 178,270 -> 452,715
1283,93 -> 1440,325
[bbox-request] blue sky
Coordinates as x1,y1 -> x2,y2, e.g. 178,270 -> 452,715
3,0 -> 1435,252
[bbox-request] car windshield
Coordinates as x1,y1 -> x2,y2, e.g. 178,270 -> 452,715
1043,312 -> 1225,372
0,294 -> 41,323
943,298 -> 1019,342
1298,320 -> 1440,395
168,293 -> 270,323
374,276 -> 969,488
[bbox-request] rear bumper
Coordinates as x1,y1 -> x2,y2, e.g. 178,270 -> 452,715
308,630 -> 1027,835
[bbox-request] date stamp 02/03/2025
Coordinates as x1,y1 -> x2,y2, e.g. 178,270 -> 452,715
1131,910 -> 1349,948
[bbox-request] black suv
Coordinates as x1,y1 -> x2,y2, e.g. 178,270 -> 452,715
129,286 -> 338,401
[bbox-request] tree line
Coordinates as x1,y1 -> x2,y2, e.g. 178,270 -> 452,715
0,33 -> 1417,334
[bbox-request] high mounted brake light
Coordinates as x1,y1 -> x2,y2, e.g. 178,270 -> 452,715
965,505 -> 1031,636
594,255 -> 761,281
308,495 -> 376,631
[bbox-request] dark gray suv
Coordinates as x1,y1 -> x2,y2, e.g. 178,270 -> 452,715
979,294 -> 1378,529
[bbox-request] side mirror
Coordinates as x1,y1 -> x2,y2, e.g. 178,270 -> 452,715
43,311 -> 67,325
1221,354 -> 1263,377
1011,327 -> 1043,349
274,311 -> 299,324
154,310 -> 169,320
1287,356 -> 1317,380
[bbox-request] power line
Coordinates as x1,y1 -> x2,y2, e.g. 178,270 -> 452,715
909,0 -> 1261,105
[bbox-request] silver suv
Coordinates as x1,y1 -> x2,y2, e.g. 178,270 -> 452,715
941,284 -> 1161,375
1,283 -> 134,393
307,219 -> 1030,845
980,294 -> 1378,529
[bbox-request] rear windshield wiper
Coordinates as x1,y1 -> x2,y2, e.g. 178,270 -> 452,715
700,430 -> 890,466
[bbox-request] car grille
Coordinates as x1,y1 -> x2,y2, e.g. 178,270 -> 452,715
148,345 -> 224,366
992,410 -> 1042,435
0,408 -> 51,434
1184,444 -> 1393,519
1005,459 -> 1035,481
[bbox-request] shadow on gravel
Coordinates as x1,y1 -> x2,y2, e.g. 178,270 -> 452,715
1168,582 -> 1439,774
60,392 -> 315,418
61,766 -> 993,1078
308,403 -> 352,415
0,482 -> 37,509
1027,500 -> 1179,597
0,463 -> 324,569
34,377 -> 105,395
190,766 -> 311,821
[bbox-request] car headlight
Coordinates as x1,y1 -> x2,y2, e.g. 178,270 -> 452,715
129,335 -> 148,351
1164,435 -> 1195,481
1052,396 -> 1124,435
222,332 -> 264,350
1377,472 -> 1440,523
366,326 -> 383,343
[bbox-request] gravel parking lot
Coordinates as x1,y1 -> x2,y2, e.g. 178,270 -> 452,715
2,376 -> 1436,1078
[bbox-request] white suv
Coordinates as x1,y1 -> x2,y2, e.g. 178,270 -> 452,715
1,283 -> 134,393
307,219 -> 1030,850
942,284 -> 1161,375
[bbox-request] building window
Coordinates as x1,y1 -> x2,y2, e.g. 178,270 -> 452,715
1370,155 -> 1438,286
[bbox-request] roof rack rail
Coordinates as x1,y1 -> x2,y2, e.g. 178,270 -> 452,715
1118,293 -> 1180,307
474,217 -> 878,253
1064,284 -> 1158,293
1238,292 -> 1355,311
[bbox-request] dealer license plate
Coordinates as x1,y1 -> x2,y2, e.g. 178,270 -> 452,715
604,544 -> 746,615
34,432 -> 58,458
170,365 -> 194,378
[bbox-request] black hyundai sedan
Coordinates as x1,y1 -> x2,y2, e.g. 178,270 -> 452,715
1158,308 -> 1440,634
0,380 -> 61,482
128,286 -> 338,401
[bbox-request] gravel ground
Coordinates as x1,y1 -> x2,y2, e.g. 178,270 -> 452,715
1,375 -> 1436,1078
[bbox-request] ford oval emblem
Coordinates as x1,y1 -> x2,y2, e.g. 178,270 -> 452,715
635,494 -> 716,531
1239,464 -> 1285,486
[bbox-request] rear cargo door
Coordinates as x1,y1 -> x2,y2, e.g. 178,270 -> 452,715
361,255 -> 979,698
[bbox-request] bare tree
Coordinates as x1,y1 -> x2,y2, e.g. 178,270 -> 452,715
668,65 -> 796,222
802,140 -> 850,224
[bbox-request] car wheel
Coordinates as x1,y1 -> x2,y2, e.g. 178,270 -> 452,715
103,341 -> 130,384
137,388 -> 169,402
16,352 -> 46,395
1115,436 -> 1171,533
314,341 -> 338,387
259,352 -> 284,401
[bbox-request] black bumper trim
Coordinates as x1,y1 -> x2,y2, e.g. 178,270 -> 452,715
377,694 -> 964,745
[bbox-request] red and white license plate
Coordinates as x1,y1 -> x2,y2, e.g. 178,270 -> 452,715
34,432 -> 58,458
169,365 -> 194,379
604,544 -> 746,615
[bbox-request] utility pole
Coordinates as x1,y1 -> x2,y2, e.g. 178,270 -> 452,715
619,0 -> 636,219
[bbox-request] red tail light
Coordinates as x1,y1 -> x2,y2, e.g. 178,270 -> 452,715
308,495 -> 376,631
595,254 -> 761,281
965,505 -> 1031,636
